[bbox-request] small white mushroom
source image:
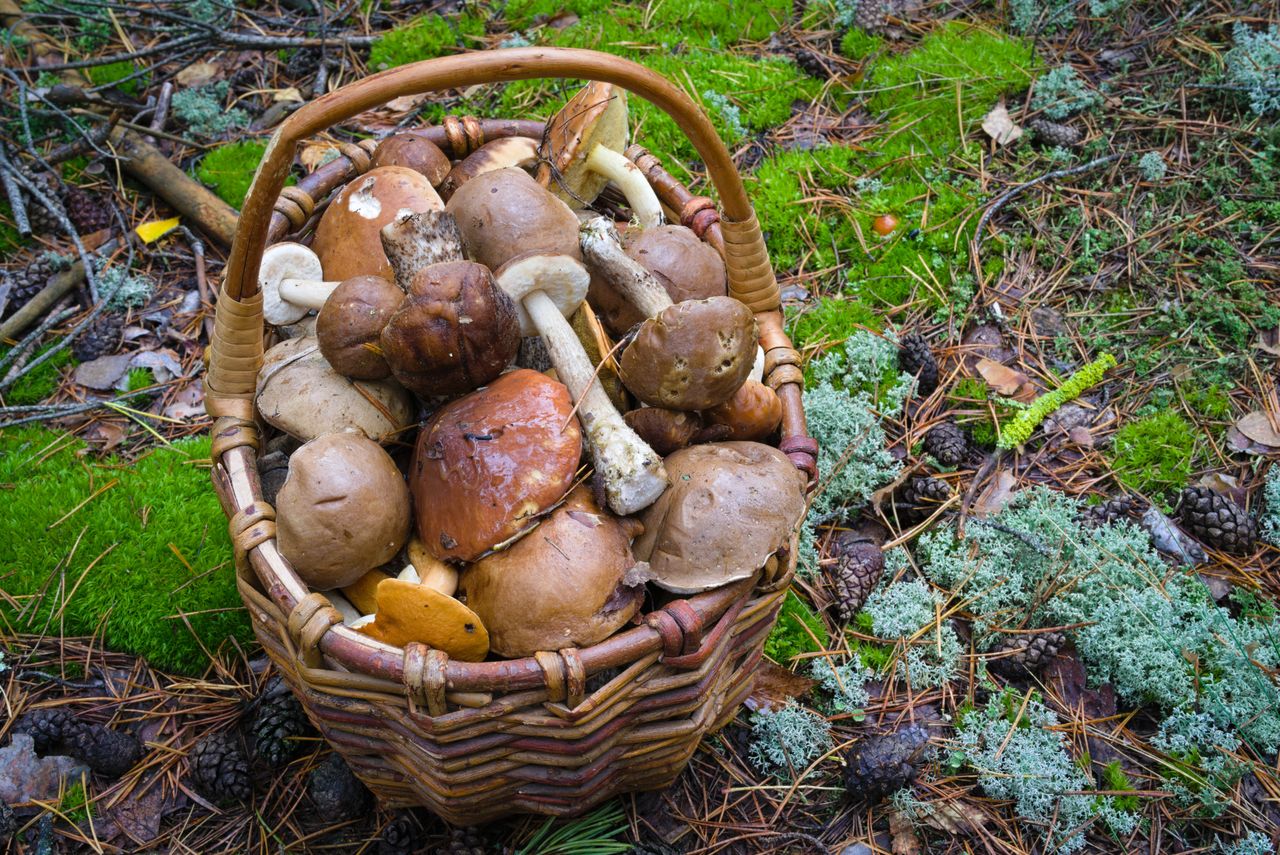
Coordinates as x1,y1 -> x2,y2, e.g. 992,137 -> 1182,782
259,242 -> 339,326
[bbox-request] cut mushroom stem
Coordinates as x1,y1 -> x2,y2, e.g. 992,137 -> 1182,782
583,145 -> 663,229
579,216 -> 672,317
260,242 -> 339,325
495,253 -> 668,515
379,209 -> 466,291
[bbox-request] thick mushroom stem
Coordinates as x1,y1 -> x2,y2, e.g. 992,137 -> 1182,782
278,277 -> 340,310
379,209 -> 466,291
583,146 -> 663,229
579,216 -> 672,317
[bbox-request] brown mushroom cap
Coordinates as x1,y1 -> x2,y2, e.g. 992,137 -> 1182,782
276,433 -> 412,590
379,260 -> 521,397
623,407 -> 702,456
312,166 -> 443,282
369,133 -> 451,186
704,380 -> 782,442
460,486 -> 643,658
589,225 -> 728,336
619,296 -> 757,410
341,567 -> 391,614
445,167 -> 581,270
438,136 -> 539,201
316,275 -> 404,380
355,578 -> 489,661
536,80 -> 627,207
411,368 -> 583,562
632,442 -> 807,594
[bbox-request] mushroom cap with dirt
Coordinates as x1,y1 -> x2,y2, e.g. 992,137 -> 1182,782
410,368 -> 584,563
460,485 -> 644,658
632,441 -> 807,594
311,166 -> 443,282
536,81 -> 662,228
315,275 -> 404,380
589,224 -> 727,336
256,335 -> 413,443
445,167 -> 581,270
369,133 -> 451,186
275,432 -> 412,590
355,578 -> 489,661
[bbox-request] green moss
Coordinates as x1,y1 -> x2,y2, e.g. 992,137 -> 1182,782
125,367 -> 154,392
839,28 -> 886,60
0,427 -> 252,673
1100,761 -> 1141,813
764,590 -> 826,666
1109,410 -> 1197,498
195,140 -> 290,210
59,778 -> 92,824
505,0 -> 791,43
2,344 -> 74,405
368,10 -> 486,69
85,60 -> 149,97
0,199 -> 24,254
786,296 -> 881,350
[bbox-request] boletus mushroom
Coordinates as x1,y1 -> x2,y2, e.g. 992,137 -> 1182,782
369,133 -> 451,186
460,486 -> 644,658
315,275 -> 404,379
537,81 -> 663,228
256,336 -> 413,442
437,136 -> 539,201
580,216 -> 757,410
588,224 -> 727,337
311,166 -> 443,282
411,368 -> 583,562
275,433 -> 411,590
704,380 -> 783,442
355,578 -> 489,662
259,242 -> 399,328
632,442 -> 807,594
623,407 -> 703,456
445,167 -> 581,270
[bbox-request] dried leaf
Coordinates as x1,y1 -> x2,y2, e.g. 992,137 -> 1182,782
981,101 -> 1022,146
745,662 -> 817,713
162,380 -> 206,422
971,469 -> 1017,517
74,353 -> 133,390
134,216 -> 181,244
384,93 -> 427,113
131,348 -> 185,382
0,734 -> 90,803
272,87 -> 304,103
1227,426 -> 1278,456
975,357 -> 1031,398
1257,328 -> 1280,357
1196,472 -> 1246,505
889,807 -> 922,855
174,61 -> 219,87
299,143 -> 340,172
917,800 -> 987,834
1235,411 -> 1280,449
1067,426 -> 1094,447
1141,506 -> 1206,566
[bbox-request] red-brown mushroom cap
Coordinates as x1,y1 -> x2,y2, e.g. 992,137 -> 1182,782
369,133 -> 451,186
316,275 -> 403,380
312,166 -> 443,282
410,369 -> 584,562
459,485 -> 644,658
704,379 -> 783,442
379,260 -> 521,397
444,167 -> 581,270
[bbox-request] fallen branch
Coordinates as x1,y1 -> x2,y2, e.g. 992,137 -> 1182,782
972,153 -> 1121,251
0,389 -> 155,429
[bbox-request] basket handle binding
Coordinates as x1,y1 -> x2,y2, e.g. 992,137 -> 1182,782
206,46 -> 817,481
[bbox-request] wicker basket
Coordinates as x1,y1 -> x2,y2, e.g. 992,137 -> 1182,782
204,47 -> 819,824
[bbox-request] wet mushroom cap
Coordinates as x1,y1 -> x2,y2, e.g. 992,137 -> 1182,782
632,441 -> 807,594
460,486 -> 644,658
589,225 -> 727,335
276,433 -> 412,590
445,167 -> 581,270
623,407 -> 702,456
315,275 -> 404,380
369,133 -> 451,186
379,260 -> 521,397
312,166 -> 443,282
619,296 -> 757,410
536,80 -> 627,207
355,578 -> 489,661
341,568 -> 391,614
438,136 -> 540,201
410,368 -> 584,562
704,380 -> 783,442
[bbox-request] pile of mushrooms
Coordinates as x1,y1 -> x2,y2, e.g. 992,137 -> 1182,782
251,81 -> 808,671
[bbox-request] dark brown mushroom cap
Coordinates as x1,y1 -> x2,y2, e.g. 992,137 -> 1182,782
704,380 -> 782,442
276,433 -> 412,590
536,80 -> 627,207
379,260 -> 521,397
410,369 -> 584,562
620,296 -> 757,410
589,225 -> 728,336
623,407 -> 702,456
312,166 -> 443,282
445,167 -> 581,270
459,485 -> 644,658
370,134 -> 451,186
632,441 -> 807,594
316,275 -> 404,380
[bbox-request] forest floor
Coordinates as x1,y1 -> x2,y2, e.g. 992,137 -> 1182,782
1,0 -> 1279,852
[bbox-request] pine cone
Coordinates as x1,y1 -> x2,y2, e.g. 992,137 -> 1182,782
307,753 -> 372,821
0,800 -> 16,844
379,812 -> 425,855
829,532 -> 885,621
70,724 -> 144,778
1028,118 -> 1082,148
986,630 -> 1066,678
63,186 -> 113,234
22,172 -> 65,235
2,253 -> 70,318
846,722 -> 930,800
188,732 -> 251,803
894,475 -> 951,522
1079,495 -> 1133,528
16,708 -> 87,755
72,312 -> 123,362
284,48 -> 321,79
250,677 -> 311,767
437,826 -> 486,855
792,48 -> 828,79
852,0 -> 888,32
1178,487 -> 1257,555
924,422 -> 967,467
898,331 -> 938,396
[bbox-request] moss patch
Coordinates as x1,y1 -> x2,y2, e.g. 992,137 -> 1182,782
195,140 -> 287,210
764,590 -> 826,666
85,60 -> 149,97
786,295 -> 881,350
368,10 -> 486,69
0,427 -> 252,673
2,344 -> 74,406
1109,409 -> 1197,499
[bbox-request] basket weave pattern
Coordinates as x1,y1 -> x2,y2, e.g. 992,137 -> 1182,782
205,48 -> 816,823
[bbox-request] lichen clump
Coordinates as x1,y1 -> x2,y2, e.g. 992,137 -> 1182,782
861,578 -> 963,689
748,700 -> 833,777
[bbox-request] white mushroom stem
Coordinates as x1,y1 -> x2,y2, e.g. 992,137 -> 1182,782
584,145 -> 663,230
579,216 -> 672,318
278,277 -> 340,309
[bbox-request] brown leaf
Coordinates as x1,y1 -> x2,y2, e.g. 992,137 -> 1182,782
300,143 -> 340,172
918,800 -> 987,834
1257,328 -> 1280,357
971,469 -> 1017,517
1067,426 -> 1094,448
889,807 -> 922,855
0,734 -> 90,803
1235,411 -> 1280,449
745,662 -> 816,713
74,353 -> 133,390
981,101 -> 1022,146
162,380 -> 206,422
975,357 -> 1032,399
174,61 -> 219,88
1227,427 -> 1279,456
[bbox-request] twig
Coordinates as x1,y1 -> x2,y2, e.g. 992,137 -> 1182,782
0,389 -> 153,428
0,306 -> 77,380
972,153 -> 1122,249
0,148 -> 31,235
